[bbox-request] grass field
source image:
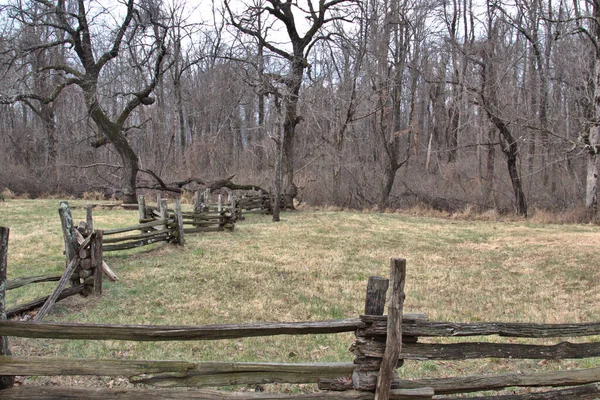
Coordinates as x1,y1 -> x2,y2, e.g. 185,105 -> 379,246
1,199 -> 600,394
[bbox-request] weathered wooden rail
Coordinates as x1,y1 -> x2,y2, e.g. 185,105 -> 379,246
2,254 -> 600,398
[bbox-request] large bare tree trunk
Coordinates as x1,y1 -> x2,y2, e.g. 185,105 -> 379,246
281,59 -> 304,210
585,32 -> 600,216
585,149 -> 598,213
481,9 -> 527,216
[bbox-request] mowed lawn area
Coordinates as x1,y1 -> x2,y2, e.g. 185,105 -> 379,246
2,199 -> 600,391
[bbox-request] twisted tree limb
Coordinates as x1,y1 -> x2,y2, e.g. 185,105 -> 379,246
137,170 -> 269,194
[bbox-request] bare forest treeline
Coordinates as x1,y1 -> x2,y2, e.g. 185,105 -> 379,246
0,0 -> 599,217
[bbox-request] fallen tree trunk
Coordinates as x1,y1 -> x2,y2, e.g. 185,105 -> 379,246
137,170 -> 269,195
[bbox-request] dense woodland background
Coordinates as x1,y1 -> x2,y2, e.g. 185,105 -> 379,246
1,0 -> 600,218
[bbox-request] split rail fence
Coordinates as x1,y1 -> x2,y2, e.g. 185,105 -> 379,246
2,202 -> 107,321
1,251 -> 600,398
139,192 -> 237,236
83,192 -> 241,254
4,194 -> 247,320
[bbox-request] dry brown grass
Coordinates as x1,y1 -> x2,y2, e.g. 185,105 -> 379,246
81,191 -> 108,201
529,206 -> 593,224
179,190 -> 196,204
1,188 -> 29,200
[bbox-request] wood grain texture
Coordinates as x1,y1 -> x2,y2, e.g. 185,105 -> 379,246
0,357 -> 353,380
375,258 -> 406,400
352,337 -> 600,360
0,319 -> 361,341
364,276 -> 389,316
91,231 -> 103,295
360,319 -> 600,338
327,366 -> 600,393
7,274 -> 62,290
173,199 -> 185,246
434,382 -> 600,400
0,386 -> 434,399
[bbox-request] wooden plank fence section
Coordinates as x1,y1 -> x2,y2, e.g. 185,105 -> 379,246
82,195 -> 239,254
3,255 -> 600,398
103,231 -> 172,252
102,230 -> 169,244
0,386 -> 435,399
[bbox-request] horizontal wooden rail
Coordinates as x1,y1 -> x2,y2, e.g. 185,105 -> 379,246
103,232 -> 172,252
321,366 -> 600,394
0,386 -> 435,399
181,221 -> 228,226
102,231 -> 170,244
7,274 -> 62,290
434,383 -> 600,400
180,212 -> 233,218
352,337 -> 600,360
359,316 -> 600,338
0,315 -> 425,341
6,285 -> 84,318
0,356 -> 354,387
183,227 -> 228,234
0,318 -> 362,341
102,220 -> 171,235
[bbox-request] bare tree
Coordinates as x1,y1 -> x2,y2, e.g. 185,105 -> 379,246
477,1 -> 527,216
0,0 -> 169,204
225,0 -> 357,208
363,0 -> 429,211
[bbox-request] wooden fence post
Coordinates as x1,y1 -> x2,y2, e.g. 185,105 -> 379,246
86,206 -> 93,232
138,195 -> 147,222
351,276 -> 390,391
204,189 -> 211,211
194,190 -> 202,213
156,194 -> 162,213
374,258 -> 406,400
91,231 -> 103,295
159,199 -> 168,229
174,200 -> 185,246
0,226 -> 15,390
58,201 -> 79,287
218,194 -> 224,231
365,276 -> 389,316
